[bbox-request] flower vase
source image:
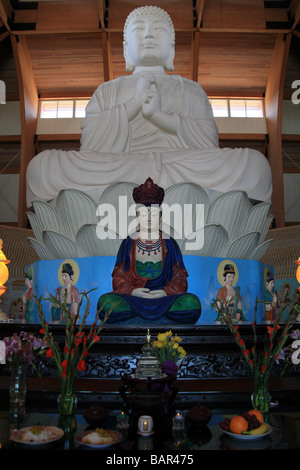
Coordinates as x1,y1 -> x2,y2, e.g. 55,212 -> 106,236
57,414 -> 77,450
57,388 -> 78,416
251,374 -> 271,417
9,362 -> 27,421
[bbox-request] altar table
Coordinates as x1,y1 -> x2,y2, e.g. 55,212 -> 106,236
1,406 -> 299,452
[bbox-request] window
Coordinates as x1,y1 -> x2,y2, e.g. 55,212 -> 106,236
210,99 -> 264,118
75,100 -> 89,118
40,101 -> 57,119
40,99 -> 89,119
209,99 -> 229,117
229,100 -> 246,118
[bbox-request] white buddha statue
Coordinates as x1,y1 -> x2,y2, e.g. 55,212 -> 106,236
26,6 -> 272,207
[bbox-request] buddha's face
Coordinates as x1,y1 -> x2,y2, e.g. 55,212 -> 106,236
137,205 -> 161,239
125,15 -> 173,69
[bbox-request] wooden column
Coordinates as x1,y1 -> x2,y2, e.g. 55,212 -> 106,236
11,34 -> 38,228
265,33 -> 291,228
192,30 -> 200,82
102,31 -> 113,82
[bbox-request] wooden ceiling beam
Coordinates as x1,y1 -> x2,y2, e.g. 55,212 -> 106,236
96,0 -> 106,29
289,0 -> 300,30
195,0 -> 205,28
0,0 -> 12,31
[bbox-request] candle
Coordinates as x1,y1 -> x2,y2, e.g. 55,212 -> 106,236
175,412 -> 183,421
143,420 -> 148,431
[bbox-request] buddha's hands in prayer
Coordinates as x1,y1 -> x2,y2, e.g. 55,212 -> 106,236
136,72 -> 157,108
132,287 -> 167,298
142,84 -> 161,119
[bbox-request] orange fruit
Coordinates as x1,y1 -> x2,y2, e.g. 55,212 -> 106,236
229,415 -> 248,434
248,409 -> 263,424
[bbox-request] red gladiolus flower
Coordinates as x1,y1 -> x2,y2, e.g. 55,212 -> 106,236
77,360 -> 87,371
93,334 -> 100,343
82,349 -> 88,358
61,359 -> 68,369
262,364 -> 266,374
46,347 -> 54,358
244,349 -> 250,357
39,328 -> 45,335
239,338 -> 245,347
75,337 -> 82,346
265,351 -> 269,359
249,359 -> 253,367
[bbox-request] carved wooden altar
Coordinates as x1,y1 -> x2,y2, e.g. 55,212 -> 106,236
0,323 -> 299,411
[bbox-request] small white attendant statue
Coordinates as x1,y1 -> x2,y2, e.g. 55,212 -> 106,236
26,6 -> 272,206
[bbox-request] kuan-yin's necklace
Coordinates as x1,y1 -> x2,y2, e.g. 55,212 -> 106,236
136,238 -> 161,256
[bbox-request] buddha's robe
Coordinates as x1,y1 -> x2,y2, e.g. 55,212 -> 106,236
26,72 -> 272,206
98,235 -> 201,324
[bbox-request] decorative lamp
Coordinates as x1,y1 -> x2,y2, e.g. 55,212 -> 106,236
296,257 -> 300,285
0,239 -> 10,321
135,329 -> 163,379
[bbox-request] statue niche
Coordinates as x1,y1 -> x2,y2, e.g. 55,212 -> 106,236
26,6 -> 272,208
97,177 -> 201,324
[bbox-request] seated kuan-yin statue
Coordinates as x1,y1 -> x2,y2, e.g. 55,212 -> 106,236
26,6 -> 272,207
97,177 -> 201,324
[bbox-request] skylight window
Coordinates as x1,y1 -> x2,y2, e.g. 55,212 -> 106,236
40,99 -> 89,119
210,99 -> 264,118
209,99 -> 229,117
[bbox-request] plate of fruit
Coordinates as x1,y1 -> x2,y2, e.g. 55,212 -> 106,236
219,409 -> 272,440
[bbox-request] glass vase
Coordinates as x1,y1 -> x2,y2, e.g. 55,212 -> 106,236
9,362 -> 27,421
57,388 -> 77,416
251,373 -> 271,416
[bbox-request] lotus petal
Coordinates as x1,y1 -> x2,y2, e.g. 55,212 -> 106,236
250,239 -> 274,260
98,182 -> 137,239
258,214 -> 274,244
226,231 -> 259,259
30,201 -> 59,240
76,223 -> 120,257
26,211 -> 43,242
164,183 -> 210,233
207,191 -> 250,241
181,223 -> 228,256
27,237 -> 55,260
94,224 -> 122,256
43,230 -> 78,259
56,189 -> 98,240
239,202 -> 272,238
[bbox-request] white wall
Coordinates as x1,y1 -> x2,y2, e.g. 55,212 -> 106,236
0,101 -> 21,135
282,100 -> 300,222
0,174 -> 19,223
